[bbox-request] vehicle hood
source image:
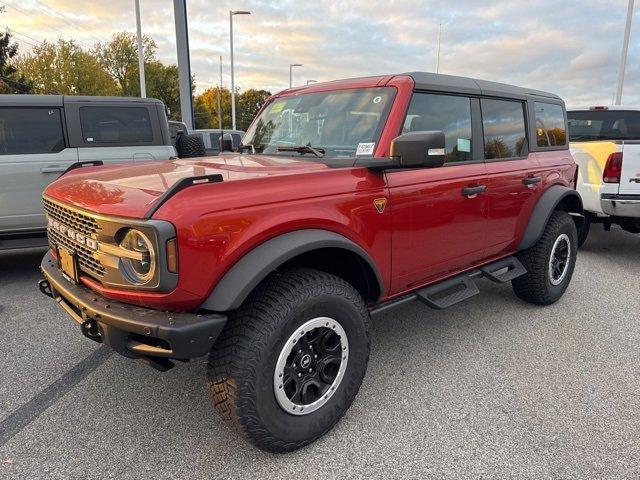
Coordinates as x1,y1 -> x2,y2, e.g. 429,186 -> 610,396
44,154 -> 329,218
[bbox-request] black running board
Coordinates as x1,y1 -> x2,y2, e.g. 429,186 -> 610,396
370,256 -> 526,315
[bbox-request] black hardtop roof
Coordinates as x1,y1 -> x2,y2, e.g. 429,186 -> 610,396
403,72 -> 562,101
0,94 -> 164,107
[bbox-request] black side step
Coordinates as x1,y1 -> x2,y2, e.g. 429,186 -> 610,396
370,255 -> 527,315
416,274 -> 481,310
480,256 -> 526,283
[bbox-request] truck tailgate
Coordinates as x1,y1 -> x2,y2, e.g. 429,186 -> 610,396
620,141 -> 640,194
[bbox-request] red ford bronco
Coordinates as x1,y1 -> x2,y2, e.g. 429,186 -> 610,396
39,72 -> 582,452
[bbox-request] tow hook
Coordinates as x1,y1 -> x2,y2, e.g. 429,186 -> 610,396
38,279 -> 53,298
81,319 -> 103,343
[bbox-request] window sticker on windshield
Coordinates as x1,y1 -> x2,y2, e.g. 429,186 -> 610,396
457,138 -> 471,153
269,101 -> 286,114
373,96 -> 382,104
356,142 -> 375,156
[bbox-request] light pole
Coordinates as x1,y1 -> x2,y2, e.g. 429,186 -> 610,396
230,10 -> 250,130
289,63 -> 302,88
615,0 -> 634,105
134,0 -> 146,97
436,23 -> 442,73
306,79 -> 317,85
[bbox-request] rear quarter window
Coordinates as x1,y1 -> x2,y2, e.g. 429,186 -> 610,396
79,106 -> 153,144
534,102 -> 566,147
0,108 -> 65,155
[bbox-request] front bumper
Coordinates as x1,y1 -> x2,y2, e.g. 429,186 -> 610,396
39,251 -> 226,364
601,194 -> 640,218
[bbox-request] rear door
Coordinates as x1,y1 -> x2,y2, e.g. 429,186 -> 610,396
388,92 -> 489,295
483,98 -> 544,257
0,107 -> 77,232
66,102 -> 170,164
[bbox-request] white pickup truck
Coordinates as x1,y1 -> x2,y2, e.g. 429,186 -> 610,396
568,106 -> 640,245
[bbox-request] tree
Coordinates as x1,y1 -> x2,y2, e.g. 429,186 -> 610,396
237,89 -> 271,131
94,32 -> 156,96
193,87 -> 270,130
0,29 -> 32,93
16,39 -> 118,95
145,61 -> 181,119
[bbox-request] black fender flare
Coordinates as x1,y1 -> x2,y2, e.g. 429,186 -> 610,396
518,185 -> 583,251
200,229 -> 384,312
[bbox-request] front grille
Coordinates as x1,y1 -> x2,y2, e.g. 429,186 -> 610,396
43,199 -> 99,236
43,198 -> 105,278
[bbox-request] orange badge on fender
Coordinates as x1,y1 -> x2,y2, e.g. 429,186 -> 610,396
373,198 -> 387,214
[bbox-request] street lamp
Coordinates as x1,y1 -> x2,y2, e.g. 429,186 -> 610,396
289,63 -> 303,88
306,79 -> 317,85
230,10 -> 251,130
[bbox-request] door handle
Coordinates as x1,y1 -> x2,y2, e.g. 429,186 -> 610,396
523,176 -> 542,186
461,185 -> 487,197
41,166 -> 67,173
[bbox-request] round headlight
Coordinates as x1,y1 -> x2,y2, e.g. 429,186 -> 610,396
118,229 -> 156,284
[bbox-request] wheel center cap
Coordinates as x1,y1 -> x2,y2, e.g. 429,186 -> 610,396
300,354 -> 312,369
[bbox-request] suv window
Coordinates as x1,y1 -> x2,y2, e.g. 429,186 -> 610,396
403,93 -> 472,163
534,102 -> 566,147
80,106 -> 153,144
209,133 -> 221,152
0,108 -> 65,155
481,99 -> 527,159
242,87 -> 394,158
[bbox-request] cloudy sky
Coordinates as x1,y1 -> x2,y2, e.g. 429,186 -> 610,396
3,0 -> 638,105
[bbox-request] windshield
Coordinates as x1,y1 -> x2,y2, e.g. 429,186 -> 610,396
242,87 -> 395,158
568,110 -> 640,141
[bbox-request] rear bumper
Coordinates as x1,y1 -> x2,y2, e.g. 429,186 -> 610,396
601,194 -> 640,218
39,251 -> 226,362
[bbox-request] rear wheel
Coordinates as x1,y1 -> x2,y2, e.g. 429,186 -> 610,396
206,268 -> 370,453
512,211 -> 578,305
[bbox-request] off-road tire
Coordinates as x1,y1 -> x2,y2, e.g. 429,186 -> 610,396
206,267 -> 370,453
577,213 -> 591,247
512,211 -> 578,305
176,133 -> 206,158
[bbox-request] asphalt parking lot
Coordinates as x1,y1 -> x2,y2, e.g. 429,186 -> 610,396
0,226 -> 639,479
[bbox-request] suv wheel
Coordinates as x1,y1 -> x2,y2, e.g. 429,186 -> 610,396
206,268 -> 370,453
512,211 -> 578,305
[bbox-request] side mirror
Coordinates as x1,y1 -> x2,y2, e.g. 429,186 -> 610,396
221,133 -> 234,152
390,131 -> 446,168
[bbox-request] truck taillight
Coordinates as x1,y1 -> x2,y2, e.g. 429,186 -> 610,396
603,152 -> 623,183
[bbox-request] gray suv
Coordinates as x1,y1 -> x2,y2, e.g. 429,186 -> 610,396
0,95 -> 176,250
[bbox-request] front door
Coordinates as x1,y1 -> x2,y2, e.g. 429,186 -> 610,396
387,92 -> 488,295
0,107 -> 77,232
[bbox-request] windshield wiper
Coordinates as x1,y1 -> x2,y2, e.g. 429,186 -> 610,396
277,145 -> 325,157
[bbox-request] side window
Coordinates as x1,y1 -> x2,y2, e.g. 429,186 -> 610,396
230,133 -> 242,149
481,99 -> 527,159
403,93 -> 472,163
209,133 -> 221,152
79,107 -> 153,144
534,102 -> 566,147
0,108 -> 64,155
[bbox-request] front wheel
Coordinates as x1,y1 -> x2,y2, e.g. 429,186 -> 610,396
206,268 -> 370,453
512,211 -> 578,305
